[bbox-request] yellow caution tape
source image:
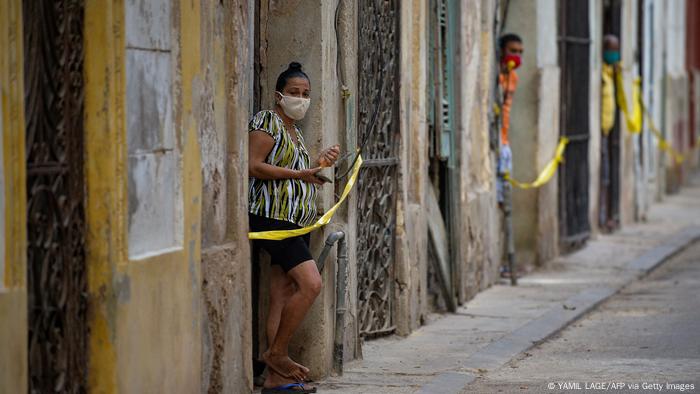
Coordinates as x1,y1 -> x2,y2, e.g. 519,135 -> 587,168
640,103 -> 685,164
248,154 -> 363,240
617,71 -> 686,164
506,137 -> 569,189
615,73 -> 643,133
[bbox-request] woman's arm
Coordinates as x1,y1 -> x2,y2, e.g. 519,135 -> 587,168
249,130 -> 324,184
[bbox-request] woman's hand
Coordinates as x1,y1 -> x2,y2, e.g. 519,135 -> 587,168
297,167 -> 325,185
316,145 -> 340,167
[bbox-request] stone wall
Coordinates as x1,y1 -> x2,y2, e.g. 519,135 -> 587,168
394,0 -> 430,336
198,0 -> 254,393
454,0 -> 502,301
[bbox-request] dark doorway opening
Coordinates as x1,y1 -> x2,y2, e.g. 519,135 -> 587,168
426,0 -> 458,312
23,1 -> 88,392
251,0 -> 266,383
558,0 -> 592,250
599,0 -> 623,232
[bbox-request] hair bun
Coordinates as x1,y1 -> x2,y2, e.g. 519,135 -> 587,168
289,62 -> 303,71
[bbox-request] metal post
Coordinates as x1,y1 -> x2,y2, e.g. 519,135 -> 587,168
503,178 -> 517,285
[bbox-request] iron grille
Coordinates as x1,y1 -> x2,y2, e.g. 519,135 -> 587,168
558,0 -> 592,248
24,1 -> 88,392
356,0 -> 400,337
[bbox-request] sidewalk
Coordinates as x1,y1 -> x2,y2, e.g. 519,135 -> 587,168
316,174 -> 700,394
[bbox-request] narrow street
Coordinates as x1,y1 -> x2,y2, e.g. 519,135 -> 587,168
2,1 -> 700,392
316,177 -> 700,394
465,241 -> 700,393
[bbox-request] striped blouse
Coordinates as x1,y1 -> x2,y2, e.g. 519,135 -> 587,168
248,110 -> 318,227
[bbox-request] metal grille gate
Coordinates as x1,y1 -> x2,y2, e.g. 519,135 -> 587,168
23,1 -> 88,392
558,0 -> 592,248
356,0 -> 400,337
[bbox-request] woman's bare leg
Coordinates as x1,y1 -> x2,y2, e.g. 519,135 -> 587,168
263,260 -> 322,381
266,265 -> 296,348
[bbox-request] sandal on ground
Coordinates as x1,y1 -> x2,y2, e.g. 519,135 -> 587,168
261,382 -> 317,394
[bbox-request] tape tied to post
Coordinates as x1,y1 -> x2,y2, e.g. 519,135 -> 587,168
640,103 -> 685,164
505,137 -> 569,189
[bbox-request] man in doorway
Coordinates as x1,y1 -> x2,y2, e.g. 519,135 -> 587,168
600,34 -> 620,231
497,33 -> 523,279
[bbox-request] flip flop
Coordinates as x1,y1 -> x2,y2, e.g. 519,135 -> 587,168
261,382 -> 317,394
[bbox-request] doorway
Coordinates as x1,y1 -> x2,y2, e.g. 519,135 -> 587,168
356,0 -> 401,338
599,0 -> 623,231
426,0 -> 458,312
558,0 -> 592,249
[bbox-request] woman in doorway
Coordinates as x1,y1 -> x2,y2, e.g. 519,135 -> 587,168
249,62 -> 340,393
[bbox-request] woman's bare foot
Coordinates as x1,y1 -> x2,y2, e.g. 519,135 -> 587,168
263,350 -> 309,381
264,369 -> 315,392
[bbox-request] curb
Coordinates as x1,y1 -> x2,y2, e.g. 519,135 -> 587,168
418,225 -> 700,394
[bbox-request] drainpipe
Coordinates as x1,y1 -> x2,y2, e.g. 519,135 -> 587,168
315,231 -> 348,375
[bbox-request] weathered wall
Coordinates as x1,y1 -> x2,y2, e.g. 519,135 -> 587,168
0,1 -> 28,392
199,1 -> 254,393
395,0 -> 429,336
656,1 -> 687,193
505,0 -> 560,267
333,0 -> 361,362
84,1 -> 203,392
1,79 -> 5,290
126,0 -> 182,258
453,0 -> 501,302
645,0 -> 667,202
588,0 -> 603,235
692,69 -> 700,168
616,0 -> 639,225
257,0 -> 351,379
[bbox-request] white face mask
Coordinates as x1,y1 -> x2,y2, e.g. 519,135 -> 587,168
276,91 -> 310,120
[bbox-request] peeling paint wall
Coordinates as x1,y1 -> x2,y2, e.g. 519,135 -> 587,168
454,0 -> 502,301
126,0 -> 182,258
199,0 -> 254,393
84,1 -> 204,392
662,0 -> 689,193
395,0 -> 429,336
0,1 -> 28,392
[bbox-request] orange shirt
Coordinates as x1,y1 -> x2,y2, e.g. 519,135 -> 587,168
499,70 -> 519,146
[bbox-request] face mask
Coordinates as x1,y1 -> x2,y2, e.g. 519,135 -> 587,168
276,92 -> 310,120
502,54 -> 522,70
603,50 -> 620,64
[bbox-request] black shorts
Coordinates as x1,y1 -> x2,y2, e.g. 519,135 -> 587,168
249,213 -> 313,273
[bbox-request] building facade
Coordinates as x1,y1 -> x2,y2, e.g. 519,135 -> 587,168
1,1 -> 698,393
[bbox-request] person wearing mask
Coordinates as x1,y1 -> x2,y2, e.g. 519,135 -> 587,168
600,34 -> 620,231
497,33 -> 523,279
249,62 -> 339,393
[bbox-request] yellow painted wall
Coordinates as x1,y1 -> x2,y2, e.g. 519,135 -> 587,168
84,1 -> 203,392
0,0 -> 28,392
